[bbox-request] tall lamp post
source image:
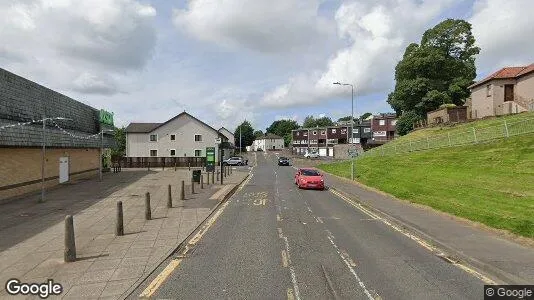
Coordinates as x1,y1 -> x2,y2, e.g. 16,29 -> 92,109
100,129 -> 115,181
333,82 -> 355,180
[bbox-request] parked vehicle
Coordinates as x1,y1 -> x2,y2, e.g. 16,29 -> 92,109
278,157 -> 290,166
294,168 -> 325,190
223,157 -> 244,166
304,151 -> 319,159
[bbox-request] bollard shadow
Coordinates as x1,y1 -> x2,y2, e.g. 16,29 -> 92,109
151,217 -> 168,220
76,253 -> 110,261
124,230 -> 146,236
0,170 -> 154,251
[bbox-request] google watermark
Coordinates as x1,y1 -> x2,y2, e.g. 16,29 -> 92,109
5,279 -> 63,299
485,285 -> 534,299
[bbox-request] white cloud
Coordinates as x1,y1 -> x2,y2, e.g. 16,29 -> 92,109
470,0 -> 534,74
260,0 -> 456,109
0,0 -> 157,95
172,0 -> 334,53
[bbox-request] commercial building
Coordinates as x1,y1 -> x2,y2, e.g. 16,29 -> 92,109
0,68 -> 115,201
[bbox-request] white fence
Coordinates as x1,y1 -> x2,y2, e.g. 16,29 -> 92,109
359,118 -> 534,159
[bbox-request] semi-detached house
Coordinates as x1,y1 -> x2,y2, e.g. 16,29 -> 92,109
125,112 -> 231,162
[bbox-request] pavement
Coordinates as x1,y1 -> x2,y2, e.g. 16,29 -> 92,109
290,157 -> 534,285
0,165 -> 250,299
136,151 -> 495,299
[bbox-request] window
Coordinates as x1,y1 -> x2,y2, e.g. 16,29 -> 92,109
312,131 -> 317,135
379,120 -> 386,126
364,128 -> 371,133
194,149 -> 202,157
303,132 -> 308,136
310,140 -> 318,144
170,149 -> 176,156
194,134 -> 202,142
296,132 -> 300,136
486,84 -> 492,97
321,130 -> 326,135
170,134 -> 176,141
353,128 -> 359,134
391,120 -> 397,126
150,150 -> 157,157
150,134 -> 157,142
332,129 -> 337,134
341,128 -> 347,134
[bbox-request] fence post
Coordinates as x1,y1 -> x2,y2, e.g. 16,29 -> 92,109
504,120 -> 510,138
174,162 -> 177,171
472,127 -> 478,143
64,215 -> 76,262
200,174 -> 204,189
180,180 -> 185,200
145,192 -> 151,220
427,137 -> 430,149
148,162 -> 150,171
394,145 -> 397,154
409,141 -> 413,152
167,185 -> 172,208
448,132 -> 452,147
191,177 -> 195,194
116,201 -> 124,236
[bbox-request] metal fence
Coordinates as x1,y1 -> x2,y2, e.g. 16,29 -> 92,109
358,118 -> 534,159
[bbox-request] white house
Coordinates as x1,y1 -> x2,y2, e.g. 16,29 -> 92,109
251,133 -> 284,151
218,127 -> 235,145
125,112 -> 229,161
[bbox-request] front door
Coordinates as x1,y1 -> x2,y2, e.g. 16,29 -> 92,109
504,84 -> 514,102
59,157 -> 69,183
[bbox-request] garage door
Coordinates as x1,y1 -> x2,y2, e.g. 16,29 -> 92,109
319,148 -> 327,157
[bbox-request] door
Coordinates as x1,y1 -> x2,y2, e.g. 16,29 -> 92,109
504,84 -> 514,102
59,157 -> 69,183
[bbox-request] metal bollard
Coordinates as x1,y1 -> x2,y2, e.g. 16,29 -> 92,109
174,162 -> 177,171
200,174 -> 204,189
116,201 -> 124,236
191,177 -> 195,194
180,180 -> 185,200
148,162 -> 150,171
64,215 -> 76,262
167,185 -> 172,208
212,171 -> 215,184
145,192 -> 151,220
216,171 -> 220,182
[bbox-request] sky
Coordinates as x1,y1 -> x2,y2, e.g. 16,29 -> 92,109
1,0 -> 533,132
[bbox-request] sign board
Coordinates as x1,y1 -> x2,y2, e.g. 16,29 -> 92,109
373,131 -> 387,137
215,137 -> 222,144
206,147 -> 215,172
99,109 -> 114,126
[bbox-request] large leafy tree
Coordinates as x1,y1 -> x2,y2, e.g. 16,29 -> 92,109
266,119 -> 300,147
234,121 -> 255,150
388,19 -> 480,134
253,130 -> 264,139
303,115 -> 334,127
111,127 -> 126,160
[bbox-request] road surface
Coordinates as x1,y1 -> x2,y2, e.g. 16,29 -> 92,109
137,152 -> 483,299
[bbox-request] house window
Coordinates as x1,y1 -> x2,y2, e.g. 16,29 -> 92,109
170,149 -> 176,156
150,134 -> 157,142
332,129 -> 337,134
364,128 -> 371,133
150,149 -> 157,157
170,134 -> 176,141
379,120 -> 386,126
303,132 -> 308,136
341,129 -> 347,134
194,134 -> 202,142
310,140 -> 318,144
486,84 -> 492,97
194,149 -> 202,157
312,131 -> 317,135
296,132 -> 300,136
321,130 -> 326,135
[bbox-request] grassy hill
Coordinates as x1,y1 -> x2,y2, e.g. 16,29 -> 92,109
318,114 -> 534,238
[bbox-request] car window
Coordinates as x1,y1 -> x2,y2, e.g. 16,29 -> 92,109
301,170 -> 320,176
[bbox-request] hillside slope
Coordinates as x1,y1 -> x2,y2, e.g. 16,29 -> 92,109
318,133 -> 534,238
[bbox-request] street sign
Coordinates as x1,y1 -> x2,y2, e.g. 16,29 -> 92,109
347,148 -> 358,158
206,147 -> 215,172
99,109 -> 114,126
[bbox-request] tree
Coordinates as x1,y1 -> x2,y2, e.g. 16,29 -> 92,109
253,130 -> 264,139
396,111 -> 420,136
360,112 -> 372,120
266,119 -> 300,147
111,127 -> 126,161
303,115 -> 316,128
387,18 -> 480,135
303,115 -> 334,127
234,121 -> 254,150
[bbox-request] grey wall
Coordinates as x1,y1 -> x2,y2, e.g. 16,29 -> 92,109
0,68 -> 114,148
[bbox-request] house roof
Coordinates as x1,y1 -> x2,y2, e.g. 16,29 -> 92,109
125,112 -> 224,137
469,63 -> 534,89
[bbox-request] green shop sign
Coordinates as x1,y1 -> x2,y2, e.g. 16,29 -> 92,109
206,147 -> 215,172
99,109 -> 114,126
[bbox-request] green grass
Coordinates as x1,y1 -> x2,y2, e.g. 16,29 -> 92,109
318,134 -> 534,238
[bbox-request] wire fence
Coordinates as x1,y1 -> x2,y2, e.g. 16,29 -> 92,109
358,118 -> 534,159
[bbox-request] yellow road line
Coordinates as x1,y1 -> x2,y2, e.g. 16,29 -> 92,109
329,189 -> 497,285
281,250 -> 288,267
139,259 -> 182,298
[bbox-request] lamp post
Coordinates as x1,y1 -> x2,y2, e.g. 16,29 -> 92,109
333,82 -> 355,180
100,129 -> 115,181
39,117 -> 72,203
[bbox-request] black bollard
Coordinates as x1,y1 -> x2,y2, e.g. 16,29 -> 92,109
116,201 -> 124,236
180,180 -> 185,200
167,185 -> 172,208
145,192 -> 151,220
64,215 -> 76,262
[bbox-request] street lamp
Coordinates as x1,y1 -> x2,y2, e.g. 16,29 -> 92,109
333,82 -> 355,181
100,129 -> 115,181
39,117 -> 72,203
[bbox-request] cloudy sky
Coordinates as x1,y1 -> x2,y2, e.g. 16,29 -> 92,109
1,0 -> 533,132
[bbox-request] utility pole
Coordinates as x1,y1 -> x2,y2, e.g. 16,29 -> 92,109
334,82 -> 355,180
239,125 -> 242,155
39,116 -> 46,203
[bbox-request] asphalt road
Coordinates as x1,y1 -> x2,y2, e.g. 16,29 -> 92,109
144,152 -> 483,299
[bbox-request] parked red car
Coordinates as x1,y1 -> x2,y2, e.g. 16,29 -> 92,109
295,168 -> 325,190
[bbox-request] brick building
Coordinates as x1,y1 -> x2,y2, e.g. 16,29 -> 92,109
369,113 -> 397,145
0,68 -> 115,201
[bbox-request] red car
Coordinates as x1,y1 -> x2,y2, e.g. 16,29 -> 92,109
295,168 -> 325,190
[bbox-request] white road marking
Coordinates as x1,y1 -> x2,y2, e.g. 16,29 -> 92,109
326,230 -> 377,300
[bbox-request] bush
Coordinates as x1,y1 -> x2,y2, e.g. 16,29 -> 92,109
396,111 -> 421,136
439,103 -> 457,109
